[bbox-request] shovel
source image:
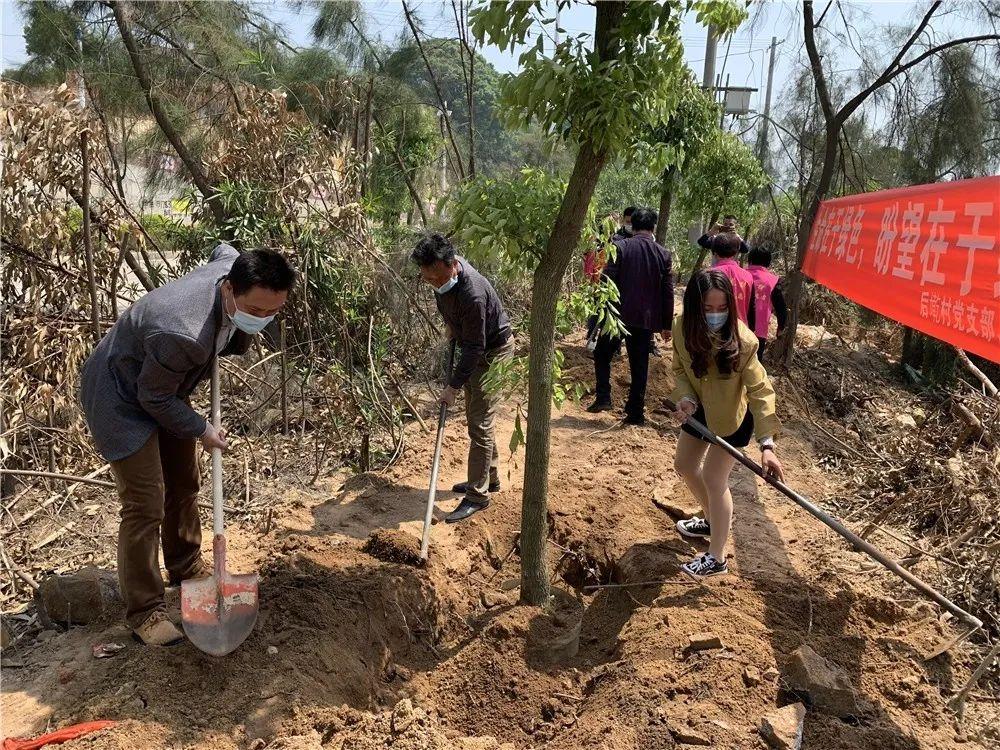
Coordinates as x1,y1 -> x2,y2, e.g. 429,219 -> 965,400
419,341 -> 457,562
182,358 -> 259,656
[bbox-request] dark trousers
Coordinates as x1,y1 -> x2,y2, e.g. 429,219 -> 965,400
110,429 -> 202,628
757,337 -> 767,363
593,326 -> 653,418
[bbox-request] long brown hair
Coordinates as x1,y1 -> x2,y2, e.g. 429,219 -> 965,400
683,270 -> 741,377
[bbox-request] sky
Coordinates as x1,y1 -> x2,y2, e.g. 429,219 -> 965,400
0,0 -> 961,121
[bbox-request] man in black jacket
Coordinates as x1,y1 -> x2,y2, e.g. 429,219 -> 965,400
697,214 -> 751,256
613,206 -> 636,240
587,207 -> 674,425
412,234 -> 514,522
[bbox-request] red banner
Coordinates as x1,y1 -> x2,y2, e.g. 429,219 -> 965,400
802,176 -> 1000,363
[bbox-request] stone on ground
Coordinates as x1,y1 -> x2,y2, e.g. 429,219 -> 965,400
38,567 -> 120,624
670,724 -> 711,746
759,703 -> 806,750
785,645 -> 859,717
685,632 -> 724,653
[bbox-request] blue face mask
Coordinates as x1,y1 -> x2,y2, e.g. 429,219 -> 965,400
435,275 -> 459,295
705,311 -> 728,332
228,289 -> 275,335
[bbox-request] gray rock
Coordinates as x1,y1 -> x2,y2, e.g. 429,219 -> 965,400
759,703 -> 805,750
39,567 -> 120,625
786,645 -> 859,717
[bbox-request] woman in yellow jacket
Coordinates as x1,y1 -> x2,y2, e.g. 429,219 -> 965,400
670,270 -> 785,579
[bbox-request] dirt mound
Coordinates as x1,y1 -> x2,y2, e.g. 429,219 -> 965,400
362,528 -> 424,567
285,699 -> 515,750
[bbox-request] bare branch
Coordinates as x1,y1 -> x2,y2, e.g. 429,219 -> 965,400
109,0 -> 227,229
401,0 -> 467,180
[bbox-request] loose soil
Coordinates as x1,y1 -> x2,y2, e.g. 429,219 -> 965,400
2,334 -> 996,749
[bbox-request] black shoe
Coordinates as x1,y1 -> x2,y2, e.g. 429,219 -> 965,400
676,517 -> 711,539
681,553 -> 728,579
445,497 -> 490,523
452,480 -> 500,494
586,400 -> 613,413
623,413 -> 645,426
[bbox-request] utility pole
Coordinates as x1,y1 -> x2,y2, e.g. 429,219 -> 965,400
756,36 -> 778,167
77,27 -> 101,344
554,5 -> 561,49
702,24 -> 717,94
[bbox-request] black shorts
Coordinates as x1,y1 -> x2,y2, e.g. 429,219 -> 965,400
681,403 -> 755,448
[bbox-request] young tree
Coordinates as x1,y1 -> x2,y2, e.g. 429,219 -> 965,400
470,0 -> 745,605
772,0 -> 1000,365
635,76 -> 719,245
677,130 -> 767,274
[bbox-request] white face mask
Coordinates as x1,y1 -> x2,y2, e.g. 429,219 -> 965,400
228,288 -> 275,335
435,275 -> 458,295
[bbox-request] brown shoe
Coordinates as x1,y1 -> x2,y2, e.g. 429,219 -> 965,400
133,611 -> 184,646
167,560 -> 213,587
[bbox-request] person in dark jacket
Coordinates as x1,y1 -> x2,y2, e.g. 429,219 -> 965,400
697,215 -> 750,256
613,206 -> 636,241
80,244 -> 295,646
412,234 -> 514,523
586,207 -> 674,425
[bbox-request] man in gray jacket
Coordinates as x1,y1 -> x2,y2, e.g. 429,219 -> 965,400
80,243 -> 295,645
412,234 -> 513,523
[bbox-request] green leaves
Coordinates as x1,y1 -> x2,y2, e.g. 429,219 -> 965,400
690,0 -> 748,34
469,0 -> 743,158
450,168 -> 587,278
677,129 -> 768,226
632,75 -> 719,178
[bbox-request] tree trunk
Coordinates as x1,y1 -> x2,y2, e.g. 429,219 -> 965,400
520,141 -> 610,605
374,113 -> 429,226
688,210 -> 719,280
519,0 -> 623,606
655,165 -> 675,246
772,118 -> 840,366
110,0 -> 227,230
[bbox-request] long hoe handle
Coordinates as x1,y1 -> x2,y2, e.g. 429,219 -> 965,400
211,358 -> 226,581
662,399 -> 983,630
420,341 -> 457,561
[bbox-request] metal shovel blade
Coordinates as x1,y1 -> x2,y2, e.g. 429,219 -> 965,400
181,534 -> 258,656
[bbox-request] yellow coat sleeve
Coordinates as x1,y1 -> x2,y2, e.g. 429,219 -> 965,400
740,337 -> 781,441
670,318 -> 697,405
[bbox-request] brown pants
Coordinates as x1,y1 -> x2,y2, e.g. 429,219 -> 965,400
110,429 -> 202,628
463,337 -> 515,500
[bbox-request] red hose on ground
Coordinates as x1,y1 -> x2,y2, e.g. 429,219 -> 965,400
3,721 -> 116,750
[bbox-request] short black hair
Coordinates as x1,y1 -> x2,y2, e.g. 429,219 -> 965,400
630,207 -> 657,232
723,214 -> 737,222
747,246 -> 772,267
623,206 -> 636,218
712,233 -> 741,258
229,249 -> 296,295
411,233 -> 456,267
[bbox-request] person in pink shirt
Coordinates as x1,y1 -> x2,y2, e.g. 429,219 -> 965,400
746,246 -> 788,362
709,233 -> 756,328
